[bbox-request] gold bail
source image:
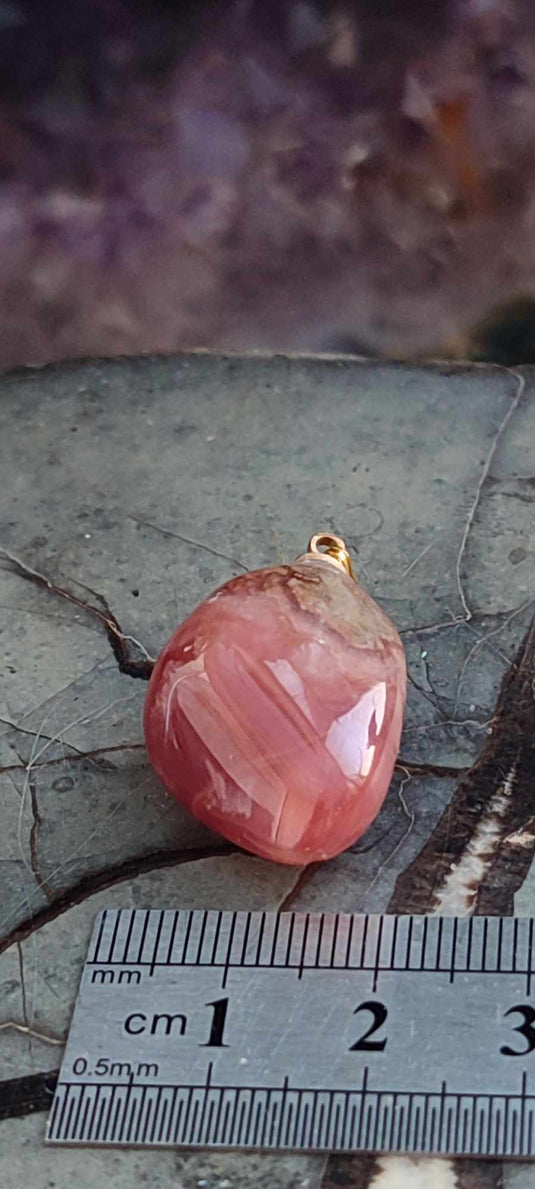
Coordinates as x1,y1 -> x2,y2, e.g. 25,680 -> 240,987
307,533 -> 355,580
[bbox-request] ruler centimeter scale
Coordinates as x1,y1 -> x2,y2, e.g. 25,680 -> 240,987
47,910 -> 535,1157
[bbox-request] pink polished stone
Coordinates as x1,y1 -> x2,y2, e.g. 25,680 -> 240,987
144,559 -> 406,865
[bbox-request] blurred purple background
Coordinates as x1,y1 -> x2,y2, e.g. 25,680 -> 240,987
2,0 -> 535,369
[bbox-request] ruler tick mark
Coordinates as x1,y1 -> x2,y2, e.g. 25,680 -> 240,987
165,911 -> 179,966
420,917 -> 428,970
181,911 -> 194,963
107,912 -> 121,965
405,916 -> 413,972
173,1095 -> 185,1145
161,1088 -> 174,1145
239,912 -> 252,966
70,1083 -> 86,1141
205,1098 -> 216,1145
269,913 -> 281,966
359,915 -> 369,971
344,914 -> 354,970
390,915 -> 399,970
449,918 -> 458,983
298,915 -> 310,979
188,1097 -> 201,1145
254,912 -> 267,966
212,1085 -> 225,1146
221,911 -> 237,989
92,911 -> 107,964
372,916 -> 384,992
330,914 -> 340,968
528,919 -> 534,996
195,911 -> 209,965
210,912 -> 223,966
150,910 -> 165,976
481,918 -> 488,974
466,917 -> 474,972
122,911 -> 136,965
436,917 -> 443,972
314,915 -> 325,969
284,913 -> 296,968
136,912 -> 150,965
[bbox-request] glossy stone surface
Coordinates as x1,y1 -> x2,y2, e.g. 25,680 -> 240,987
144,557 -> 406,865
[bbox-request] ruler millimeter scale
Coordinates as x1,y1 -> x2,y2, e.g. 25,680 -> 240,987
48,909 -> 535,1157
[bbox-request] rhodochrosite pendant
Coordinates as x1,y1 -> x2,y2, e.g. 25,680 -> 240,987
144,534 -> 406,865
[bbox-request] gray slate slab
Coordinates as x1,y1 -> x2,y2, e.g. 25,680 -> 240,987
0,353 -> 534,1188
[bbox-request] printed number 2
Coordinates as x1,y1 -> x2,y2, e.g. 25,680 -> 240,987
349,1001 -> 388,1052
501,1005 -> 535,1057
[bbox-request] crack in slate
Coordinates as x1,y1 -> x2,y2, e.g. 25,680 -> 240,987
0,842 -> 237,957
395,759 -> 464,779
399,603 -> 530,638
0,740 -> 146,776
0,1020 -> 63,1046
455,371 -> 526,622
389,615 -> 535,916
0,548 -> 154,680
16,942 -> 29,1037
129,514 -> 249,573
0,751 -> 463,782
28,780 -> 54,903
277,862 -> 322,912
0,1070 -> 59,1122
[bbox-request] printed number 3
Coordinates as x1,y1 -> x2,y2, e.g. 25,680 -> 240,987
501,1005 -> 535,1056
349,1001 -> 388,1052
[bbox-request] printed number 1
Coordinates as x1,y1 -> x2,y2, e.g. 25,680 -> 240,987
201,998 -> 230,1048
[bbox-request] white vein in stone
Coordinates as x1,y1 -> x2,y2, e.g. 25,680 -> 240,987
433,764 -> 517,916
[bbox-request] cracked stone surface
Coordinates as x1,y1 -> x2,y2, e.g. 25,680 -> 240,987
0,352 -> 535,1187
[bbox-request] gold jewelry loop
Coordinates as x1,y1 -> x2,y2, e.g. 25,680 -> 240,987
306,533 -> 355,580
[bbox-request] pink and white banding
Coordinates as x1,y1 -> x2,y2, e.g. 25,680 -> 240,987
144,559 -> 406,865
